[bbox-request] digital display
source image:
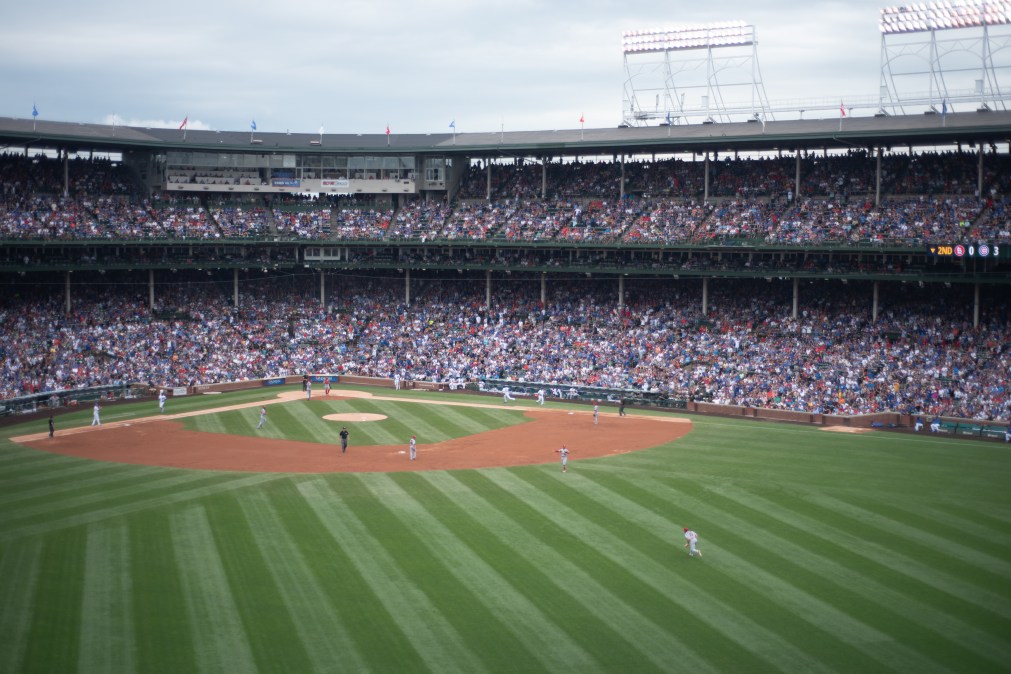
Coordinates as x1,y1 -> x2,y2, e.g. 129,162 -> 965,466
927,244 -> 1003,259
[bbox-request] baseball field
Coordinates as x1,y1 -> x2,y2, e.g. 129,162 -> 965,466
1,383 -> 1009,673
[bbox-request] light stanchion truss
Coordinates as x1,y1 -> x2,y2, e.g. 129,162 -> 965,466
621,22 -> 772,127
878,0 -> 1011,116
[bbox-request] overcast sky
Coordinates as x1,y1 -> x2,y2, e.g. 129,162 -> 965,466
2,1 -> 898,134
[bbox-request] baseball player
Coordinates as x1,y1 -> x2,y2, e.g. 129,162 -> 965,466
554,445 -> 570,473
537,389 -> 545,405
930,416 -> 941,433
158,389 -> 167,414
48,413 -> 55,438
502,385 -> 515,403
394,372 -> 401,390
618,398 -> 626,417
683,528 -> 703,558
593,401 -> 599,425
1005,423 -> 1011,443
91,402 -> 102,426
914,415 -> 923,432
339,426 -> 349,454
306,379 -> 312,401
324,378 -> 331,396
409,435 -> 417,461
256,405 -> 267,429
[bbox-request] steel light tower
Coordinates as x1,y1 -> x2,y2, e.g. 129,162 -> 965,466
621,21 -> 772,126
878,0 -> 1011,115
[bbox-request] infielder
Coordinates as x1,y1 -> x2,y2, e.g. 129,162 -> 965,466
683,528 -> 703,558
555,445 -> 570,473
409,435 -> 417,461
158,389 -> 167,414
306,380 -> 312,400
593,401 -> 599,425
537,389 -> 545,405
256,405 -> 267,429
502,385 -> 515,403
91,402 -> 102,426
339,426 -> 349,454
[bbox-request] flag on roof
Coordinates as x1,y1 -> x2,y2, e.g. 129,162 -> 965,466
251,120 -> 257,131
385,124 -> 390,135
32,104 -> 38,118
839,102 -> 846,118
449,120 -> 455,129
579,113 -> 584,124
179,115 -> 188,130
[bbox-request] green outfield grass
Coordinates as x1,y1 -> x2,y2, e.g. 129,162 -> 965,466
1,384 -> 1009,673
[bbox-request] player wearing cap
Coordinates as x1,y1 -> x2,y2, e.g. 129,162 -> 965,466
409,435 -> 417,461
683,527 -> 703,558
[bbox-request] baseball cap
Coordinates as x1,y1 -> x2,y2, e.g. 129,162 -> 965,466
683,527 -> 689,532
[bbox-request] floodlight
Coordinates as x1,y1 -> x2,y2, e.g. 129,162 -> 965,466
879,0 -> 1011,34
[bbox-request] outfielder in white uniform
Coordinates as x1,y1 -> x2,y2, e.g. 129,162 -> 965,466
593,402 -> 599,425
683,528 -> 703,558
502,386 -> 515,402
306,380 -> 312,400
158,390 -> 167,414
256,406 -> 267,429
91,402 -> 101,426
537,389 -> 545,405
555,445 -> 570,473
409,435 -> 417,461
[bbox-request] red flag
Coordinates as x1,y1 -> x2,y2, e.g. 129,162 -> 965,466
179,116 -> 188,130
839,103 -> 846,118
579,113 -> 584,124
385,124 -> 390,135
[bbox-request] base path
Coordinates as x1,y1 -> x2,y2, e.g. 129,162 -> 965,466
15,391 -> 692,474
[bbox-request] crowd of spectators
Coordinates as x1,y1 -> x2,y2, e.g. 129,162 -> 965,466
2,274 -> 1007,422
2,151 -> 1011,245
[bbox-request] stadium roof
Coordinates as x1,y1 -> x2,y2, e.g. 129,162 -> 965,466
2,111 -> 1011,157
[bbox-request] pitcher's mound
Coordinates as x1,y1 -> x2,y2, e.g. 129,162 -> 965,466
323,413 -> 388,422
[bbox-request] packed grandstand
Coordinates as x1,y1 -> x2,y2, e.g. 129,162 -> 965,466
0,123 -> 1008,422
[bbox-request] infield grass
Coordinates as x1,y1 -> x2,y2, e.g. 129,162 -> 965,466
1,384 -> 1009,673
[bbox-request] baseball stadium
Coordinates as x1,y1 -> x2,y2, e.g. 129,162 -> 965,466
2,4 -> 1011,673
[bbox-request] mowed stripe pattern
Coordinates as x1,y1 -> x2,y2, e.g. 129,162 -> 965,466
1,400 -> 1010,673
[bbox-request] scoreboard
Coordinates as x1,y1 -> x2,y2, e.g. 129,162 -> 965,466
927,243 -> 1004,259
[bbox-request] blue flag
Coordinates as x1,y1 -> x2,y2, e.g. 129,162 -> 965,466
251,120 -> 257,131
32,104 -> 38,118
941,99 -> 947,116
665,110 -> 671,126
449,120 -> 455,129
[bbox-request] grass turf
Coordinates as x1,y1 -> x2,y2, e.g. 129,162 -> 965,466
0,384 -> 1009,673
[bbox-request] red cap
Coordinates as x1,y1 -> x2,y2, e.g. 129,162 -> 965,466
683,528 -> 689,532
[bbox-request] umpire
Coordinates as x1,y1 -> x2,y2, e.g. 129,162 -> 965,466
339,426 -> 349,454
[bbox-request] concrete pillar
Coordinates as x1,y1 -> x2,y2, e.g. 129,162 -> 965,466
541,160 -> 547,199
875,147 -> 883,208
618,275 -> 625,309
978,145 -> 985,198
702,277 -> 709,316
486,163 -> 492,200
540,272 -> 546,305
703,153 -> 710,202
485,269 -> 491,309
65,271 -> 71,316
320,270 -> 325,308
149,269 -> 155,310
63,150 -> 70,198
792,277 -> 799,320
794,153 -> 801,200
872,281 -> 879,322
974,282 -> 980,328
405,269 -> 411,306
620,154 -> 626,199
233,268 -> 239,308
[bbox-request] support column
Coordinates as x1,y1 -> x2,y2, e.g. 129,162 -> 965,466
486,163 -> 492,200
149,269 -> 155,311
618,275 -> 625,309
541,159 -> 547,199
794,153 -> 801,200
974,282 -> 980,328
872,281 -> 879,322
703,153 -> 710,202
405,269 -> 411,306
485,270 -> 491,309
702,277 -> 709,316
540,272 -> 546,305
875,147 -> 883,208
978,145 -> 985,198
62,149 -> 69,198
65,271 -> 71,316
320,270 -> 325,309
233,268 -> 239,308
792,277 -> 799,319
620,154 -> 626,199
